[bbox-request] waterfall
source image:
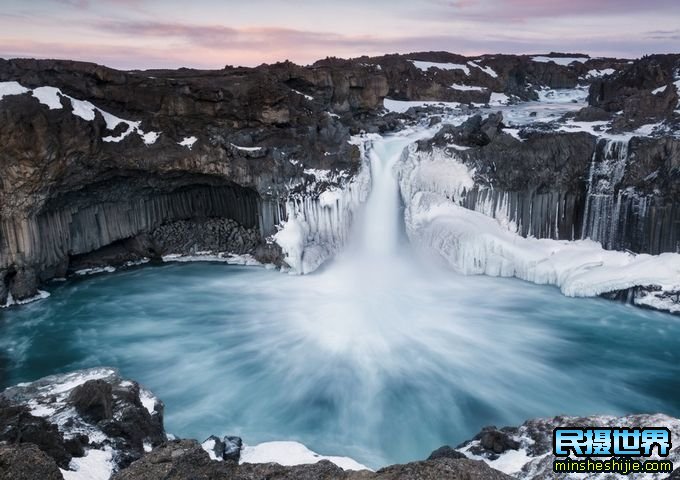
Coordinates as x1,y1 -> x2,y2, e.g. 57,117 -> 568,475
581,138 -> 630,249
356,137 -> 414,257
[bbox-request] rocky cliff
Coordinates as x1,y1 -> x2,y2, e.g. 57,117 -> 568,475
1,52 -> 678,306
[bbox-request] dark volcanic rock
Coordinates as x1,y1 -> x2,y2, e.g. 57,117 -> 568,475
427,445 -> 467,460
1,368 -> 166,472
111,440 -> 234,480
0,399 -> 72,468
223,435 -> 242,462
588,54 -> 680,127
469,427 -> 520,456
69,379 -> 114,422
0,443 -> 63,480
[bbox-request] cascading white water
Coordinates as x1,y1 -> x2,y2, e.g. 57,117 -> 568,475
357,137 -> 413,256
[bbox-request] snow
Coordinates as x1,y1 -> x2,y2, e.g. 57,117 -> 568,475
652,85 -> 667,94
178,136 -> 198,149
467,61 -> 498,78
399,145 -> 680,311
60,447 -> 114,480
383,98 -> 461,113
292,89 -> 313,101
532,55 -> 589,66
240,441 -> 369,471
32,86 -> 63,109
450,83 -> 486,92
0,81 -> 162,145
139,388 -> 157,415
410,60 -> 470,75
461,414 -> 680,480
489,92 -> 511,106
587,68 -> 615,78
141,130 -> 161,145
0,81 -> 29,99
201,438 -> 221,461
161,252 -> 262,266
75,266 -> 117,276
230,143 -> 263,152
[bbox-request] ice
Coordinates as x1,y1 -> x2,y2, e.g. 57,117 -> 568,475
274,138 -> 372,274
0,81 -> 29,99
60,447 -> 114,480
467,60 -> 498,78
410,60 -> 470,75
537,86 -> 589,103
178,136 -> 198,149
1,289 -> 50,308
532,56 -> 589,66
32,86 -> 63,109
240,441 -> 369,471
399,143 -> 680,311
450,83 -> 486,91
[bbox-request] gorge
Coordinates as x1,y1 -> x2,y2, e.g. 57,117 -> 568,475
1,52 -> 680,479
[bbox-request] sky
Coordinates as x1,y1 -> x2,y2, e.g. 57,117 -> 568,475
0,0 -> 679,70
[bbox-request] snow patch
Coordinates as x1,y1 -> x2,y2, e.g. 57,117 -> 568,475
230,143 -> 263,152
32,86 -> 63,109
383,98 -> 461,113
410,60 -> 470,75
532,56 -> 589,66
450,83 -> 486,92
139,388 -> 157,415
60,447 -> 114,480
292,89 -> 313,100
240,441 -> 369,471
0,81 -> 29,99
467,61 -> 498,78
161,252 -> 261,266
587,68 -> 615,78
178,136 -> 198,149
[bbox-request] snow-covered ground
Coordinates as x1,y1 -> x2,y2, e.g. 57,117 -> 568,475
2,368 -> 162,480
240,441 -> 369,471
458,414 -> 680,480
0,81 -> 188,146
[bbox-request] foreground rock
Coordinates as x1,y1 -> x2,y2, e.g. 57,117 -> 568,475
458,414 -> 680,479
112,439 -> 514,480
0,368 -> 165,477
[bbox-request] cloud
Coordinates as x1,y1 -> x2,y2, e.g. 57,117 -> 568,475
646,29 -> 680,41
427,0 -> 680,21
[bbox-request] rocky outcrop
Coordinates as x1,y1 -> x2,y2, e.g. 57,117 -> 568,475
588,54 -> 680,129
0,443 -> 63,480
0,368 -> 165,474
459,414 -> 680,479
